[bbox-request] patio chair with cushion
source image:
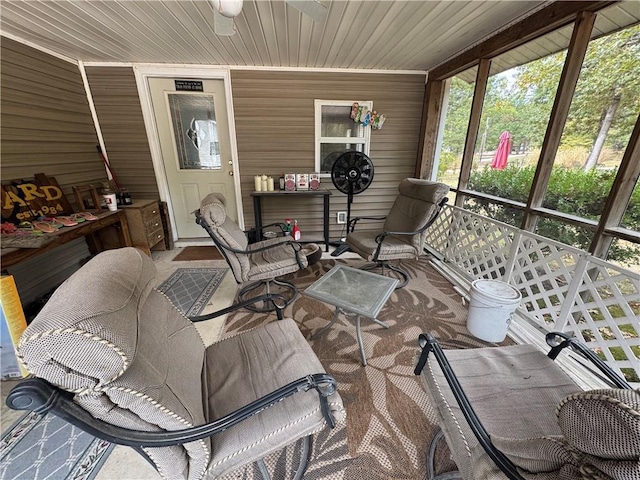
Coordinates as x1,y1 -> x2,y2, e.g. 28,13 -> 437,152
346,178 -> 449,288
195,192 -> 320,313
414,332 -> 637,480
7,247 -> 344,480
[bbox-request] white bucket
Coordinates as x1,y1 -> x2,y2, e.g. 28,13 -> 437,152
466,279 -> 522,343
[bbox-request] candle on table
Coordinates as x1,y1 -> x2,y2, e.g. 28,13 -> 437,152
267,177 -> 274,191
254,175 -> 262,191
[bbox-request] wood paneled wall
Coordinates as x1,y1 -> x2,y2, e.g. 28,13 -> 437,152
1,38 -> 104,304
1,38 -> 107,203
231,70 -> 425,241
85,67 -> 159,200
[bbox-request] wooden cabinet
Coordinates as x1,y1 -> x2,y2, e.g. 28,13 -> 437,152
121,199 -> 166,255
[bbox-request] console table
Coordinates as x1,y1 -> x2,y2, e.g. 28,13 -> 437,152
1,210 -> 132,269
250,189 -> 332,252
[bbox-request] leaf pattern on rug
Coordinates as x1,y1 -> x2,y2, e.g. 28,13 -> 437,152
221,257 -> 513,479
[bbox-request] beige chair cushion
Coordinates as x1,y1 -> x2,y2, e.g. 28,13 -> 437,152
420,344 -> 581,480
203,318 -> 345,478
19,248 -> 156,391
383,179 -> 449,252
347,230 -> 418,261
247,236 -> 308,281
347,179 -> 449,262
200,194 -> 250,283
200,193 -> 309,283
18,248 -> 210,480
491,436 -> 581,478
556,389 -> 640,479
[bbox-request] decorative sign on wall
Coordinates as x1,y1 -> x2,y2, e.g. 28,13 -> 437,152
350,102 -> 386,130
1,174 -> 74,224
175,80 -> 204,92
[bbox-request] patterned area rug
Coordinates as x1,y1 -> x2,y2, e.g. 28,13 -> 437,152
157,267 -> 228,316
0,412 -> 113,480
221,257 -> 513,479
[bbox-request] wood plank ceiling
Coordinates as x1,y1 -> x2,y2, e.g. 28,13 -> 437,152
1,0 -> 551,71
1,1 -> 637,76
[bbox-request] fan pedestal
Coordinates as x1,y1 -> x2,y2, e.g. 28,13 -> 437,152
331,242 -> 351,256
331,187 -> 354,257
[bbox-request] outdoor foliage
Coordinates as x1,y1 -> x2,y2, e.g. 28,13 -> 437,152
477,25 -> 639,160
468,166 -> 640,262
442,25 -> 639,163
441,76 -> 474,157
440,25 -> 640,262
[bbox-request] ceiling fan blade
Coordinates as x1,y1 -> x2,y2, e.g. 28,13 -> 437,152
285,0 -> 328,23
213,9 -> 236,36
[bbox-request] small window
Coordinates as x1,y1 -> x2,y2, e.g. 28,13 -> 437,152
315,100 -> 372,176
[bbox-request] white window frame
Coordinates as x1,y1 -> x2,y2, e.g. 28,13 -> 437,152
314,99 -> 372,177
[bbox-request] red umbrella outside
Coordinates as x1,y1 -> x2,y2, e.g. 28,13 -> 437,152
491,131 -> 511,170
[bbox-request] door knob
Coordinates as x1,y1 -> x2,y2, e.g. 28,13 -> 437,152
228,171 -> 234,176
228,160 -> 233,165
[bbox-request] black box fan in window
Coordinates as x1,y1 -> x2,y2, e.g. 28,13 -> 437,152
330,150 -> 374,257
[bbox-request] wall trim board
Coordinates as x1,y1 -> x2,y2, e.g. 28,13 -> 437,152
78,61 -> 111,182
82,62 -> 428,79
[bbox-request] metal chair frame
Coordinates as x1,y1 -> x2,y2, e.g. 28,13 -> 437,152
348,197 -> 448,288
7,295 -> 338,480
195,209 -> 304,313
414,332 -> 632,480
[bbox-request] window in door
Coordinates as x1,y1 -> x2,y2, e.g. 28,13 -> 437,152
168,93 -> 221,170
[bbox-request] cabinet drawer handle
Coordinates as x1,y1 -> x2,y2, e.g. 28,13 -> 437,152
157,234 -> 162,239
154,222 -> 159,227
152,210 -> 157,214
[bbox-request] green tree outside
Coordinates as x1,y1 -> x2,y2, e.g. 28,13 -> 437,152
439,25 -> 640,262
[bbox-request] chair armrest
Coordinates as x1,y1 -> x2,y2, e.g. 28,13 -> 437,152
545,332 -> 631,389
247,238 -> 305,269
7,373 -> 338,448
374,229 -> 422,243
189,293 -> 287,322
349,215 -> 386,233
414,334 -> 525,480
195,210 -> 304,269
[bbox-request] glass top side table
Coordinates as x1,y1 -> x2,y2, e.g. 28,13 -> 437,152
303,265 -> 398,365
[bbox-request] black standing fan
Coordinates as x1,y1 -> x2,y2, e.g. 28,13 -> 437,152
330,150 -> 374,257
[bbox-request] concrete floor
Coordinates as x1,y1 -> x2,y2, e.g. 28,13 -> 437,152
1,245 -> 358,479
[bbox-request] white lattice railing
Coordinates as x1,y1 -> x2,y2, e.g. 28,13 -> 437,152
426,204 -> 640,386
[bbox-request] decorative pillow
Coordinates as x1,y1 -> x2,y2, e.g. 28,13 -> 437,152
18,248 -> 156,391
19,248 -> 211,480
578,457 -> 640,480
200,194 -> 248,252
557,389 -> 640,459
397,178 -> 449,204
200,193 -> 227,227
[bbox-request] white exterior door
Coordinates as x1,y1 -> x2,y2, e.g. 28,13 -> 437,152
148,77 -> 237,239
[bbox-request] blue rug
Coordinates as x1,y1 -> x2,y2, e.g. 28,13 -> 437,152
0,412 -> 113,480
157,268 -> 228,316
